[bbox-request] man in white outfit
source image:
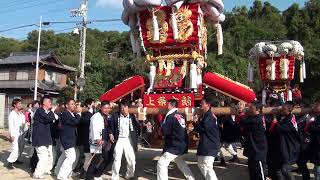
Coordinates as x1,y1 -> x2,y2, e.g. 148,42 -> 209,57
6,98 -> 26,169
32,96 -> 57,179
109,100 -> 140,180
193,98 -> 220,180
157,99 -> 195,180
86,100 -> 113,180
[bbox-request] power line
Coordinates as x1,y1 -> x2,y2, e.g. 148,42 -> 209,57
0,0 -> 28,6
0,7 -> 70,29
0,0 -> 21,4
90,19 -> 122,23
0,24 -> 36,33
0,19 -> 122,34
43,27 -> 76,33
0,0 -> 63,15
42,19 -> 122,24
55,27 -> 77,33
0,0 -> 42,11
13,26 -> 77,41
37,7 -> 70,19
88,23 -> 128,30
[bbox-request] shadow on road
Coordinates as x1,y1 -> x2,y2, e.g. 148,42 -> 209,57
130,148 -> 250,180
0,137 -> 314,180
0,137 -> 34,178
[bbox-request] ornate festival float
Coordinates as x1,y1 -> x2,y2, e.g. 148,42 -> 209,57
99,0 -> 258,147
248,41 -> 306,105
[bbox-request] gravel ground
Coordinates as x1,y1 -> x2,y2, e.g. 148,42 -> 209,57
0,130 -> 315,180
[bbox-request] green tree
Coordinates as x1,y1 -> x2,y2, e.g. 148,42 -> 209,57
0,37 -> 22,58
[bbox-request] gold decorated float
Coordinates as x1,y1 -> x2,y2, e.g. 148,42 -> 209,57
99,0 -> 259,148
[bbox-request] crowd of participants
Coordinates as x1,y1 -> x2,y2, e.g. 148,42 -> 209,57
5,96 -> 139,180
4,95 -> 320,180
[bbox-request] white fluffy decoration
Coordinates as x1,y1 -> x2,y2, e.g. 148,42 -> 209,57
121,0 -> 226,54
249,41 -> 304,60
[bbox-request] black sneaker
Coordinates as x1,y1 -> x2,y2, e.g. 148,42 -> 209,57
128,177 -> 138,180
6,162 -> 14,170
292,168 -> 301,174
14,160 -> 23,164
30,168 -> 35,174
79,169 -> 86,179
229,155 -> 240,163
218,158 -> 226,166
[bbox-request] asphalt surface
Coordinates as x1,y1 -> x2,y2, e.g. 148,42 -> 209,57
0,130 -> 315,180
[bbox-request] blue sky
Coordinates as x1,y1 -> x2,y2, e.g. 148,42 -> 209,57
0,0 -> 307,40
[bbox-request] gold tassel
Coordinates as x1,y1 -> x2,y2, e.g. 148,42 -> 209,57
165,60 -> 173,77
159,60 -> 164,74
180,60 -> 187,78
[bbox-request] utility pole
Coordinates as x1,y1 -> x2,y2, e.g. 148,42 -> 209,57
71,0 -> 88,99
79,0 -> 87,92
74,76 -> 78,100
34,16 -> 42,101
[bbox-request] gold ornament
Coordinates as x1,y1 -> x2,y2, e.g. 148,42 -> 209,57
180,60 -> 187,78
265,59 -> 274,80
158,60 -> 165,73
155,69 -> 182,87
146,53 -> 203,62
146,10 -> 168,43
199,15 -> 207,51
165,60 -> 174,77
171,7 -> 194,42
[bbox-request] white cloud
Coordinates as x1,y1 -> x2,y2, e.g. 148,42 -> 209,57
96,0 -> 122,9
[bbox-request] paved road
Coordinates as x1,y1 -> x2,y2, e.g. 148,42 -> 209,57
0,131 -> 315,180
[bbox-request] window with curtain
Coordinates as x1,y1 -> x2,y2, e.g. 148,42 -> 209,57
0,71 -> 9,80
16,71 -> 29,80
45,71 -> 63,85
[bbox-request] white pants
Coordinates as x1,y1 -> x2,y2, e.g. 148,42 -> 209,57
111,137 -> 136,180
56,147 -> 77,180
7,134 -> 25,163
83,153 -> 92,171
55,146 -> 80,176
219,143 -> 237,157
33,145 -> 53,177
157,152 -> 195,180
198,156 -> 218,180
